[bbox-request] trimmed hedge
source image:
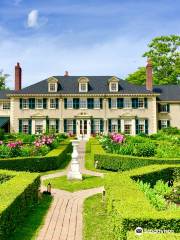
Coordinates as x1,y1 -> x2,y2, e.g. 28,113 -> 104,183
105,165 -> 180,240
89,138 -> 180,171
0,140 -> 72,172
0,169 -> 40,239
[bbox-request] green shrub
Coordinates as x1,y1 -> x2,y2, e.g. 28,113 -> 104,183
0,169 -> 40,239
160,127 -> 180,135
0,128 -> 5,140
0,145 -> 11,158
0,140 -> 72,172
133,142 -> 156,157
37,145 -> 50,156
156,144 -> 180,158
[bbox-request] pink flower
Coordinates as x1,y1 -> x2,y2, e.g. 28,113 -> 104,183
0,141 -> 3,145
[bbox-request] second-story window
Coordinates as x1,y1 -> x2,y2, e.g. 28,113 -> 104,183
67,98 -> 73,109
2,102 -> 10,110
111,98 -> 117,108
124,98 -> 131,108
94,98 -> 100,109
22,99 -> 29,109
36,99 -> 43,109
80,98 -> 87,109
138,98 -> 144,108
50,99 -> 56,109
159,104 -> 170,113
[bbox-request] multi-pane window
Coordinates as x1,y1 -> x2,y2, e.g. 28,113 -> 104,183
67,98 -> 73,109
161,120 -> 168,128
80,98 -> 87,109
138,120 -> 145,133
35,120 -> 43,134
110,83 -> 118,92
2,102 -> 10,109
111,119 -> 118,133
50,99 -> 56,109
80,83 -> 87,92
22,120 -> 29,134
94,119 -> 100,133
138,98 -> 144,108
36,99 -> 43,109
22,99 -> 28,109
49,83 -> 56,92
111,98 -> 117,108
124,98 -> 131,108
159,104 -> 169,112
49,120 -> 56,132
124,119 -> 132,135
94,98 -> 100,109
67,120 -> 73,133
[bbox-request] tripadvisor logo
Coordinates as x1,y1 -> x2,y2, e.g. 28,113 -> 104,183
135,227 -> 143,236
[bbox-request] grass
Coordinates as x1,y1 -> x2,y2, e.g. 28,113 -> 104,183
9,195 -> 52,240
127,231 -> 180,239
83,193 -> 114,240
43,174 -> 104,192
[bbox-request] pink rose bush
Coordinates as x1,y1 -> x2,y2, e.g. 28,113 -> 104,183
34,135 -> 54,147
110,133 -> 125,144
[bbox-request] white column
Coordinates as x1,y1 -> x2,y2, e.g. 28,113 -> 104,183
121,119 -> 124,133
87,119 -> 91,138
32,119 -> 36,134
43,119 -> 46,133
131,118 -> 136,136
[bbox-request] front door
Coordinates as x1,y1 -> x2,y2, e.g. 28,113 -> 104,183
78,119 -> 90,140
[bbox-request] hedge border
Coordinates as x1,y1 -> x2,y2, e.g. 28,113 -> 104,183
105,165 -> 180,240
0,139 -> 72,172
88,138 -> 180,171
0,169 -> 40,239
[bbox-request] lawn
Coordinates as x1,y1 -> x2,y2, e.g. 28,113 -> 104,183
83,193 -> 114,240
127,231 -> 180,239
9,195 -> 52,240
43,174 -> 104,192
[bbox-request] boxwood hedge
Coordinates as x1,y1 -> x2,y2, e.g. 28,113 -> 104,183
88,138 -> 180,171
0,169 -> 40,239
0,140 -> 72,172
105,165 -> 180,240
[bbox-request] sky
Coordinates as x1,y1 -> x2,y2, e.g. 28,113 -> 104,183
0,0 -> 179,89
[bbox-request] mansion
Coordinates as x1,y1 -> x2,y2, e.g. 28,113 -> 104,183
0,61 -> 180,139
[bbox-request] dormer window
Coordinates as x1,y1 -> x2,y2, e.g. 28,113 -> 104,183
78,77 -> 89,92
108,76 -> 119,92
48,77 -> 58,92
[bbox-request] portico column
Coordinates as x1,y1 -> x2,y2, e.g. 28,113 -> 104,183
131,118 -> 136,136
43,119 -> 46,133
32,119 -> 35,134
121,119 -> 124,133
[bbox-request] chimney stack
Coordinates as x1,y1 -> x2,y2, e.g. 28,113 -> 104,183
146,59 -> 153,91
15,62 -> 22,91
64,71 -> 69,77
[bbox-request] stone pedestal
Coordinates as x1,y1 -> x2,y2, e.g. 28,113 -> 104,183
67,140 -> 82,180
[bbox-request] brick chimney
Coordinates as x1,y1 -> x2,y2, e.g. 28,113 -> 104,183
15,62 -> 22,91
64,71 -> 69,77
146,59 -> 153,91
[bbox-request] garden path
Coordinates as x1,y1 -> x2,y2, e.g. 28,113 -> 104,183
38,140 -> 104,240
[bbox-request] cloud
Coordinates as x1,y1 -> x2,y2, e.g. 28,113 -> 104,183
14,0 -> 23,6
27,10 -> 39,28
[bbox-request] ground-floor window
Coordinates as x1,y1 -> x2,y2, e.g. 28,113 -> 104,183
22,120 -> 29,134
124,119 -> 132,135
111,119 -> 118,133
35,120 -> 43,134
159,120 -> 170,129
94,119 -> 100,133
67,120 -> 74,133
49,119 -> 56,132
138,120 -> 145,133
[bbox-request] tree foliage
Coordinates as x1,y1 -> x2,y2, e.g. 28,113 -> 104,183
0,70 -> 9,90
126,35 -> 180,85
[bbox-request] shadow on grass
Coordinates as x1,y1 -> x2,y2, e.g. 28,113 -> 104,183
9,195 -> 52,240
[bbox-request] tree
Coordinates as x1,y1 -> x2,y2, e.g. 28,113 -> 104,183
0,70 -> 9,90
126,35 -> 180,85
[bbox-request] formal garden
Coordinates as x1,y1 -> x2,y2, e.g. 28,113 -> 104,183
0,128 -> 179,239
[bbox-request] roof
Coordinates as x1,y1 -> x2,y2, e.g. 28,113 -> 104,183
0,90 -> 14,99
11,76 -> 154,95
153,85 -> 180,101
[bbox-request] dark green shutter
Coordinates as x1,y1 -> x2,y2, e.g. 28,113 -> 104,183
73,120 -> 76,134
117,98 -> 124,109
64,119 -> 67,132
91,119 -> 94,134
73,98 -> 80,109
64,98 -> 67,109
144,98 -> 148,108
46,118 -> 49,133
20,98 -> 22,109
118,119 -> 121,132
29,98 -> 35,109
19,119 -> 22,133
100,119 -> 104,133
28,119 -> 32,134
158,103 -> 161,112
132,98 -> 138,109
100,98 -> 103,109
56,98 -> 59,109
43,98 -> 47,109
167,120 -> 170,127
145,119 -> 148,134
87,98 -> 94,109
108,98 -> 111,109
108,119 -> 112,133
56,119 -> 59,133
158,120 -> 161,130
135,119 -> 139,135
167,104 -> 170,112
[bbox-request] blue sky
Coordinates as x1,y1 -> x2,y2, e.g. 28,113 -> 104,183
0,0 -> 179,88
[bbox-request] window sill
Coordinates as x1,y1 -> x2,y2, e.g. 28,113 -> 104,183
159,111 -> 169,113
